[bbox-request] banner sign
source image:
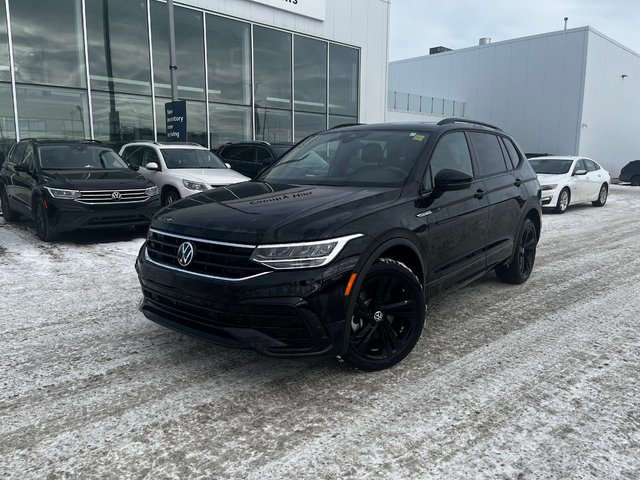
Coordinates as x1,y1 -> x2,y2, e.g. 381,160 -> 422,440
250,0 -> 326,21
165,100 -> 187,142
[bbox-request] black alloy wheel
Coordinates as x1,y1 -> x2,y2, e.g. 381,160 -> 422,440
1,188 -> 19,221
592,184 -> 608,207
162,189 -> 180,206
554,188 -> 570,214
339,258 -> 426,371
495,218 -> 537,285
35,201 -> 57,242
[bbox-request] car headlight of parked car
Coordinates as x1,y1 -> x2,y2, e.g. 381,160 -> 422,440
182,179 -> 208,191
250,234 -> 363,269
44,187 -> 81,200
541,184 -> 558,191
145,186 -> 159,197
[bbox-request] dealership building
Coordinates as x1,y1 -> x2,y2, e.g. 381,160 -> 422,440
0,0 -> 390,161
388,26 -> 640,175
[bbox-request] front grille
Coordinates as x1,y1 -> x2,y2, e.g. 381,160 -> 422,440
143,288 -> 313,347
146,229 -> 270,280
77,189 -> 149,204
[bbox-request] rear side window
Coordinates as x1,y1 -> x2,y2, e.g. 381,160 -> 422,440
424,131 -> 473,190
468,132 -> 509,177
501,138 -> 521,169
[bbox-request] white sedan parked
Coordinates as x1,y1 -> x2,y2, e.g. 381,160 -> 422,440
529,156 -> 610,213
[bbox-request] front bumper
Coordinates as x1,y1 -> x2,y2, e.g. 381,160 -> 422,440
136,244 -> 357,358
540,189 -> 560,207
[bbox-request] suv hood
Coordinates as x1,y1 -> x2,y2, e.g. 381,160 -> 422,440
167,168 -> 249,186
43,169 -> 151,190
152,182 -> 400,244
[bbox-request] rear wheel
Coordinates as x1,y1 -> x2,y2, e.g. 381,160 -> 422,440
592,184 -> 608,207
162,188 -> 180,206
1,188 -> 19,221
338,259 -> 426,371
35,201 -> 57,242
554,188 -> 570,214
631,175 -> 640,187
495,218 -> 537,285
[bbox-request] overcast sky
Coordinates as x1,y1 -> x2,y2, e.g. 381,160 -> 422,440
389,0 -> 640,61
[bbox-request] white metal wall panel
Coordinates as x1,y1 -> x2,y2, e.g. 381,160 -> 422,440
579,29 -> 640,175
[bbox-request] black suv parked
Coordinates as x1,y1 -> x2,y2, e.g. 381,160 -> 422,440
619,160 -> 640,186
137,119 -> 542,370
216,141 -> 292,178
0,139 -> 160,241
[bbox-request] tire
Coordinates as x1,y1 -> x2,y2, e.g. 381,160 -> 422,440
338,258 -> 426,371
162,188 -> 180,206
554,188 -> 570,214
495,218 -> 537,285
631,175 -> 640,187
592,184 -> 608,207
1,188 -> 19,221
34,200 -> 57,242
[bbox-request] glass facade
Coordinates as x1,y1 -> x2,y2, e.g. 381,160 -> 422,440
0,0 -> 360,153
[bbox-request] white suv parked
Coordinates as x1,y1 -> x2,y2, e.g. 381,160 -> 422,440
119,142 -> 249,205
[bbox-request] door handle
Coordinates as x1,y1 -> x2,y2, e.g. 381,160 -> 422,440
514,178 -> 523,187
474,189 -> 485,199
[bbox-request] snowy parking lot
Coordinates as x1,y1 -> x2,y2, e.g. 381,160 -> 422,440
1,184 -> 639,479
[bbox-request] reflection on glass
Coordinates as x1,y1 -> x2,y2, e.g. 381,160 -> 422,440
10,0 -> 86,87
329,115 -> 357,129
0,84 -> 16,163
0,0 -> 11,82
86,0 -> 151,96
294,112 -> 325,142
92,92 -> 154,145
255,107 -> 291,143
207,15 -> 251,106
16,85 -> 89,138
209,103 -> 251,148
151,3 -> 205,100
155,98 -> 207,146
329,44 -> 359,117
254,26 -> 291,110
295,36 -> 326,114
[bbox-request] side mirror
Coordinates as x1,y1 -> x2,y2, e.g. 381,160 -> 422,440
433,169 -> 473,191
225,163 -> 231,169
128,163 -> 140,172
146,162 -> 160,171
573,169 -> 587,176
15,163 -> 30,173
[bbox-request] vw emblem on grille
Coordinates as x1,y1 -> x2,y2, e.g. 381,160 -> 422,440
177,242 -> 195,267
111,191 -> 122,201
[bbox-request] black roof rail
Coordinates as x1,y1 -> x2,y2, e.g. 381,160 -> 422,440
330,123 -> 366,130
436,117 -> 503,132
18,138 -> 103,144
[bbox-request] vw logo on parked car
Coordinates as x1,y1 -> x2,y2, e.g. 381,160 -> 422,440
111,191 -> 122,200
177,242 -> 195,267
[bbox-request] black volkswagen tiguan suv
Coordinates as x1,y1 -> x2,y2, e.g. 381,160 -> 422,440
0,139 -> 160,241
137,119 -> 542,371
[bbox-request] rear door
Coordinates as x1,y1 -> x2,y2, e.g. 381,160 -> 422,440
12,144 -> 37,215
417,131 -> 490,297
571,159 -> 590,203
584,159 -> 604,199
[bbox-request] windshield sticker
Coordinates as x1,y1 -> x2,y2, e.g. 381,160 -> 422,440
413,134 -> 426,142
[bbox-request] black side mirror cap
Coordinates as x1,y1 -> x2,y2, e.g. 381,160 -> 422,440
14,163 -> 30,173
433,168 -> 473,191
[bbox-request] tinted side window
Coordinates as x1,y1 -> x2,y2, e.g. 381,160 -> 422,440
224,146 -> 256,163
256,147 -> 273,163
424,132 -> 473,190
501,138 -> 521,170
10,143 -> 27,166
469,132 -> 509,177
22,145 -> 35,170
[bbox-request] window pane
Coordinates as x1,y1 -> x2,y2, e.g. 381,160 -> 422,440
409,94 -> 420,113
92,92 -> 154,146
86,0 -> 151,95
0,0 -> 10,82
387,91 -> 395,110
254,26 -> 291,110
421,96 -> 433,114
255,108 -> 291,143
16,85 -> 89,138
294,112 -> 325,142
10,0 -> 86,87
468,132 -> 508,177
427,131 -> 474,186
294,36 -> 326,114
453,100 -> 465,117
209,103 -> 251,148
329,115 -> 357,129
329,44 -> 358,117
151,3 -> 205,100
395,93 -> 408,111
501,138 -> 521,169
156,98 -> 207,146
206,15 -> 250,106
0,84 -> 16,163
444,99 -> 454,116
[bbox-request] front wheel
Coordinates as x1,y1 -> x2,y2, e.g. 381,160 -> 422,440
592,184 -> 608,207
495,218 -> 537,285
554,188 -> 570,214
162,189 -> 180,206
338,258 -> 426,371
35,201 -> 57,242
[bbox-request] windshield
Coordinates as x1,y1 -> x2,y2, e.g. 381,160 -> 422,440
529,158 -> 573,175
162,149 -> 226,169
39,145 -> 128,170
259,129 -> 430,187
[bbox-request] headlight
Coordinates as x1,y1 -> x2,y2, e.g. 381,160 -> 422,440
250,233 -> 363,269
182,179 -> 208,191
541,184 -> 558,191
44,187 -> 80,200
145,185 -> 158,197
